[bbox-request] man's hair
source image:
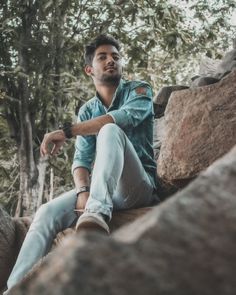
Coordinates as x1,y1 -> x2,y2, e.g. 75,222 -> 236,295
84,34 -> 120,65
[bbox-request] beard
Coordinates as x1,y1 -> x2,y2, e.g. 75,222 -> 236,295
100,72 -> 122,86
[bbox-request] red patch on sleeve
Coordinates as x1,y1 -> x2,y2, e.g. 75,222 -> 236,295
135,87 -> 147,95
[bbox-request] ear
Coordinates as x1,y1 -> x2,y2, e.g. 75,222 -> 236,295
84,65 -> 93,76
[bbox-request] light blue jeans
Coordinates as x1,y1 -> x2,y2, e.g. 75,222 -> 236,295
6,124 -> 157,290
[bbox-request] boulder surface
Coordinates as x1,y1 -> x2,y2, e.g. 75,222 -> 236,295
158,70 -> 236,183
0,207 -> 15,290
10,145 -> 236,295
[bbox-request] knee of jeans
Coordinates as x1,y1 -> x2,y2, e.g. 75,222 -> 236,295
35,202 -> 55,222
97,123 -> 123,141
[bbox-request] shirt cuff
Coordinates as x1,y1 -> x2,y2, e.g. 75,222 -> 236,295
71,161 -> 91,175
107,110 -> 128,128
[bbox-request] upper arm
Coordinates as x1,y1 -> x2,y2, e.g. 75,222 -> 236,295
71,106 -> 96,174
107,84 -> 154,129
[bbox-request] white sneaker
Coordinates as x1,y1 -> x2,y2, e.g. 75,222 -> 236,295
75,212 -> 110,235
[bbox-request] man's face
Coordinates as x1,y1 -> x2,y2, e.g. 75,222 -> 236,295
86,44 -> 122,85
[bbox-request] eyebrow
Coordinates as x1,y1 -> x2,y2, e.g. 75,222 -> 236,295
96,52 -> 120,56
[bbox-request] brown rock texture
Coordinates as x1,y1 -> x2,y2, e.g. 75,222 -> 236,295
153,117 -> 165,160
158,70 -> 236,182
10,145 -> 236,295
13,217 -> 32,252
53,207 -> 152,247
153,85 -> 189,118
0,213 -> 31,291
215,49 -> 236,79
0,208 -> 15,290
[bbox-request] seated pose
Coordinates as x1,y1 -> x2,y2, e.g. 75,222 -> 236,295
5,34 -> 158,292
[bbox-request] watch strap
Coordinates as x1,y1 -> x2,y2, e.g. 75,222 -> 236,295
61,122 -> 73,139
76,186 -> 90,197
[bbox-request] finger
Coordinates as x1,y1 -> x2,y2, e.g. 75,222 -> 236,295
51,144 -> 61,155
40,143 -> 45,157
40,136 -> 49,157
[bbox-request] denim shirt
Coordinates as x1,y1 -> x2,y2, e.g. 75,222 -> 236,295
72,79 -> 157,189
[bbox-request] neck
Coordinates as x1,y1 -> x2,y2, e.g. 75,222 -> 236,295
95,81 -> 120,108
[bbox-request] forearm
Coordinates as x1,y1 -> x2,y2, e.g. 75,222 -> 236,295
40,114 -> 114,156
73,167 -> 90,212
73,167 -> 90,191
71,114 -> 114,137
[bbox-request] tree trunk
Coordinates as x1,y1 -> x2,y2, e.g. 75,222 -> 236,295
37,156 -> 49,209
15,110 -> 38,217
15,5 -> 41,217
3,2 -> 66,217
15,119 -> 49,217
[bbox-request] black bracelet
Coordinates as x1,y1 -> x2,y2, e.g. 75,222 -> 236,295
62,122 -> 73,139
76,186 -> 90,197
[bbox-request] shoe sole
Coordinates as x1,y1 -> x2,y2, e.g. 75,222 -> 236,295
76,219 -> 109,235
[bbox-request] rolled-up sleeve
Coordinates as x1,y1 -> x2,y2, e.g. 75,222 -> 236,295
71,107 -> 96,174
108,84 -> 153,129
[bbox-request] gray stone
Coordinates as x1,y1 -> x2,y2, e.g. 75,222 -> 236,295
198,56 -> 220,77
233,38 -> 236,49
153,85 -> 189,118
153,117 -> 165,160
9,145 -> 236,295
13,217 -> 32,253
191,42 -> 236,87
153,118 -> 178,199
0,213 -> 31,291
215,49 -> 236,79
0,207 -> 15,290
190,76 -> 219,88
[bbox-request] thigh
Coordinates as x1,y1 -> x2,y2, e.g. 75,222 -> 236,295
112,138 -> 154,210
34,189 -> 78,229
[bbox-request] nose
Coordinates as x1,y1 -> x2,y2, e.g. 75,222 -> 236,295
107,55 -> 115,65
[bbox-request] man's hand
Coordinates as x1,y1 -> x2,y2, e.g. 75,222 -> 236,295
40,130 -> 66,156
40,115 -> 114,157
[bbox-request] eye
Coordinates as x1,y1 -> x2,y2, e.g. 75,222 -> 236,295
113,55 -> 120,61
98,55 -> 106,61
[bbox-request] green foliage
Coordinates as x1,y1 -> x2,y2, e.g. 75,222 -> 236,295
0,0 -> 235,211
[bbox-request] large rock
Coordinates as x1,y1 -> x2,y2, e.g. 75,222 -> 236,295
0,207 -> 15,290
1,207 -> 154,290
153,117 -> 179,198
53,207 -> 152,248
158,70 -> 236,184
13,217 -> 32,253
190,40 -> 236,87
153,117 -> 165,160
215,48 -> 236,79
10,145 -> 236,295
0,212 -> 31,291
153,85 -> 189,118
190,76 -> 219,88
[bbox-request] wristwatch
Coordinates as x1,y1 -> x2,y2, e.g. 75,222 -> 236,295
61,122 -> 73,139
76,186 -> 90,197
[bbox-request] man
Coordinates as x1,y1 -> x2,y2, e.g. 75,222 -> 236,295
5,34 -> 158,292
